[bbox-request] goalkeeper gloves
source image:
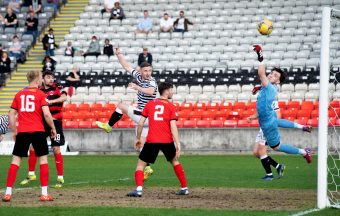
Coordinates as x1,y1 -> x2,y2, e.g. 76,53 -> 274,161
253,45 -> 263,62
252,85 -> 262,95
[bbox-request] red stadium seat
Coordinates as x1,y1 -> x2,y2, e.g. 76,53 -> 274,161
91,104 -> 103,112
85,112 -> 95,120
210,120 -> 223,128
330,100 -> 340,109
183,120 -> 196,128
103,103 -> 116,111
223,120 -> 237,127
130,121 -> 137,128
201,110 -> 215,120
176,120 -> 184,128
249,120 -> 259,127
78,121 -> 92,128
178,110 -> 190,119
91,121 -> 99,128
241,110 -> 255,119
294,118 -> 307,125
287,101 -> 300,110
63,104 -> 77,112
335,119 -> 340,126
97,118 -> 108,123
194,102 -> 207,111
78,111 -> 89,120
63,111 -> 73,120
314,101 -> 319,109
196,120 -> 210,128
220,102 -> 233,110
297,110 -> 311,118
246,102 -> 256,110
189,110 -> 203,119
64,121 -> 79,128
233,102 -> 246,110
282,110 -> 297,119
329,118 -> 337,126
311,110 -> 319,118
237,119 -> 249,127
307,118 -> 318,127
301,101 -> 314,111
173,102 -> 180,111
117,121 -> 131,128
329,109 -> 337,118
215,109 -> 229,120
284,116 -> 295,121
278,101 -> 287,110
207,102 -> 220,110
180,102 -> 193,111
78,104 -> 90,111
228,110 -> 242,120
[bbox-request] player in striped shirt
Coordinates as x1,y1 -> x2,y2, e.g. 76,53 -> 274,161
19,71 -> 67,188
0,115 -> 9,142
96,48 -> 157,179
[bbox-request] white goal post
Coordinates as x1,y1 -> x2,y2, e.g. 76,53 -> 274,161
318,7 -> 340,209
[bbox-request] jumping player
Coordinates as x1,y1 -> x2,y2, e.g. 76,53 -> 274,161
2,70 -> 56,202
252,45 -> 312,163
96,48 -> 156,180
247,94 -> 312,180
127,82 -> 188,197
20,71 -> 67,188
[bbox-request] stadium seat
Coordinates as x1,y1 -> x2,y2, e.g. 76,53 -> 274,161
237,120 -> 250,127
78,104 -> 90,111
78,121 -> 92,128
223,120 -> 237,127
307,118 -> 318,127
64,104 -> 78,112
207,102 -> 220,111
249,120 -> 259,127
181,102 -> 193,111
300,101 -> 314,110
330,100 -> 340,109
282,110 -> 297,119
64,121 -> 79,128
103,103 -> 116,111
176,120 -> 184,128
210,120 -> 223,128
297,110 -> 311,118
117,121 -> 131,128
287,101 -> 300,110
233,102 -> 246,110
194,102 -> 207,111
220,102 -> 233,110
183,120 -> 197,128
295,118 -> 308,125
91,104 -> 103,112
196,120 -> 210,128
215,110 -> 229,120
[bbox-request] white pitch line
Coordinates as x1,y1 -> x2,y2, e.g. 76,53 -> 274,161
290,208 -> 320,216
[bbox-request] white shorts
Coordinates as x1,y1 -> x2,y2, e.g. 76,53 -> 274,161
255,129 -> 267,145
127,106 -> 149,138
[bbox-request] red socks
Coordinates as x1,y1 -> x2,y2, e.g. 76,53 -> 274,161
135,170 -> 144,187
28,149 -> 37,172
174,164 -> 187,188
40,164 -> 49,187
6,164 -> 19,187
54,153 -> 64,176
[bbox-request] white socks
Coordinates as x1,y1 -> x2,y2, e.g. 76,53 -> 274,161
294,123 -> 303,129
5,187 -> 12,195
41,186 -> 48,196
29,171 -> 35,176
136,186 -> 143,191
299,148 -> 307,156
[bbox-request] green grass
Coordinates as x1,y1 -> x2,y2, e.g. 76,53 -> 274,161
0,155 -> 322,215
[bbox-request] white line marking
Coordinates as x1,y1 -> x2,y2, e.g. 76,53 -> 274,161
290,208 -> 320,216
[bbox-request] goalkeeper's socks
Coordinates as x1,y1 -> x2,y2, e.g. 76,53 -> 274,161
294,123 -> 304,129
108,108 -> 123,127
260,155 -> 272,175
278,144 -> 300,155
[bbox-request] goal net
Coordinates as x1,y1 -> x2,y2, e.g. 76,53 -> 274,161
319,7 -> 340,209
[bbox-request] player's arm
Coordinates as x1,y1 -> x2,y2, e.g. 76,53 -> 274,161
170,120 -> 181,158
48,93 -> 67,105
253,45 -> 269,87
42,106 -> 57,139
246,112 -> 258,123
115,48 -> 134,73
8,109 -> 17,140
128,82 -> 155,96
135,116 -> 147,150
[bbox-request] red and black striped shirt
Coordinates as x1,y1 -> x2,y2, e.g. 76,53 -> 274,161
40,83 -> 67,120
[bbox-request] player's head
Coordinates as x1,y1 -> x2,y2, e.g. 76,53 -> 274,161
43,71 -> 55,87
158,82 -> 174,99
27,70 -> 42,86
140,62 -> 152,80
268,67 -> 287,84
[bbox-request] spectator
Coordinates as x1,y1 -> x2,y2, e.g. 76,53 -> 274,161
4,7 -> 18,28
42,28 -> 57,56
137,47 -> 152,66
28,0 -> 42,14
45,0 -> 59,14
42,55 -> 56,72
103,39 -> 113,57
9,35 -> 23,62
135,10 -> 153,34
109,1 -> 125,21
173,11 -> 193,33
83,35 -> 100,57
159,13 -> 173,32
0,44 -> 3,58
66,65 -> 81,88
8,0 -> 21,14
101,0 -> 115,15
64,41 -> 75,57
25,11 -> 38,44
0,52 -> 11,73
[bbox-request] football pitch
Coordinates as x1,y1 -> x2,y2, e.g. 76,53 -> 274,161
0,155 -> 338,216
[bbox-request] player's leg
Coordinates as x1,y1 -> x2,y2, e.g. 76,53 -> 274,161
162,144 -> 189,195
19,145 -> 37,186
32,132 -> 53,201
96,102 -> 128,133
277,119 -> 312,132
3,132 -> 29,202
127,143 -> 158,197
139,126 -> 154,180
52,120 -> 65,188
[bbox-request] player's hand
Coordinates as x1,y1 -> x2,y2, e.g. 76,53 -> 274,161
115,48 -> 121,55
0,134 -> 4,142
246,117 -> 252,123
175,144 -> 181,159
128,82 -> 139,91
253,45 -> 263,62
50,128 -> 57,139
252,85 -> 261,95
12,130 -> 17,142
135,139 -> 143,150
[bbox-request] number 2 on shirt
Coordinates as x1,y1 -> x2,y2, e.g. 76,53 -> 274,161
20,95 -> 35,112
154,105 -> 164,121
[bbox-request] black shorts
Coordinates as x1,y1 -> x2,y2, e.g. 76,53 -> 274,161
13,132 -> 48,157
44,120 -> 65,146
139,142 -> 176,164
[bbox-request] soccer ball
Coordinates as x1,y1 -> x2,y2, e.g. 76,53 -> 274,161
258,19 -> 273,35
